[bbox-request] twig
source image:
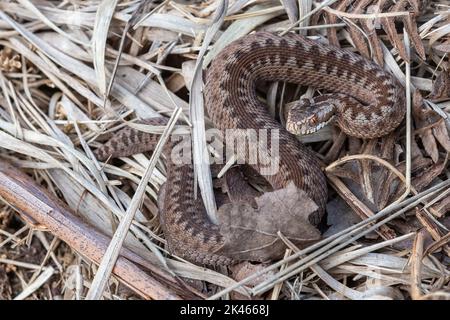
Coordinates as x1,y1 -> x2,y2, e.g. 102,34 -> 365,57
410,230 -> 426,299
0,159 -> 193,300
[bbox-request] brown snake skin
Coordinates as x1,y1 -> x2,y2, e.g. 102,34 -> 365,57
94,32 -> 405,265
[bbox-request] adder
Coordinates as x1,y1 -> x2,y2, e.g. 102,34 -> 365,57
94,32 -> 405,265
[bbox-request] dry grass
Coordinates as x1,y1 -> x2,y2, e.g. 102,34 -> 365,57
0,0 -> 449,300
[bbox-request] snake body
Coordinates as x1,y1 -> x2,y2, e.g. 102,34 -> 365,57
95,32 -> 405,265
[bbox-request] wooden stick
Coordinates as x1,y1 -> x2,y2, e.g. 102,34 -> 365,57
410,229 -> 426,300
0,159 -> 194,300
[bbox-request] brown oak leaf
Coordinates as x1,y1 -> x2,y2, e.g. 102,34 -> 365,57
216,182 -> 321,262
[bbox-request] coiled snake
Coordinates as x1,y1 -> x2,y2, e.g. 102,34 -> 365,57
95,32 -> 405,265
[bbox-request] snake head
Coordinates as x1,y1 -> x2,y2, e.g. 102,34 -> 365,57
286,97 -> 336,135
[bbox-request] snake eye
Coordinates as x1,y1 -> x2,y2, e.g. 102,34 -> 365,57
309,115 -> 318,125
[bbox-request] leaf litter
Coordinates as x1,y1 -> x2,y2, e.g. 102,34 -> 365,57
0,0 -> 448,300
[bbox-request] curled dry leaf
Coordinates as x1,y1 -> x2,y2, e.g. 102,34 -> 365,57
411,160 -> 447,192
413,85 -> 450,163
413,90 -> 443,163
229,261 -> 274,300
324,196 -> 361,237
217,182 -> 321,262
346,0 -> 374,60
432,119 -> 450,153
431,196 -> 450,217
430,69 -> 450,102
419,126 -> 440,163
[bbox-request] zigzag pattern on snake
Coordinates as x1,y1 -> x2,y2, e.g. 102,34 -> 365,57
94,32 -> 405,266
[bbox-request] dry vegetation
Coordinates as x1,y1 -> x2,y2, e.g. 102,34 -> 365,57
0,0 -> 449,300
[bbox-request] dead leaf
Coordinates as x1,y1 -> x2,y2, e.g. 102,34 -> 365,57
324,196 -> 361,237
216,182 -> 321,262
429,69 -> 450,102
419,127 -> 440,163
431,196 -> 450,217
413,90 -> 441,163
413,161 -> 446,191
229,262 -> 273,300
432,119 -> 450,153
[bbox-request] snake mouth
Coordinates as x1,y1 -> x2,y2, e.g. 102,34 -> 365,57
286,115 -> 335,136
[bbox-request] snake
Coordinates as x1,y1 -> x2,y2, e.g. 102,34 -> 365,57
94,32 -> 405,266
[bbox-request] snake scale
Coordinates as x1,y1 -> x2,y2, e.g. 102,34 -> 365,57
94,32 -> 405,265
